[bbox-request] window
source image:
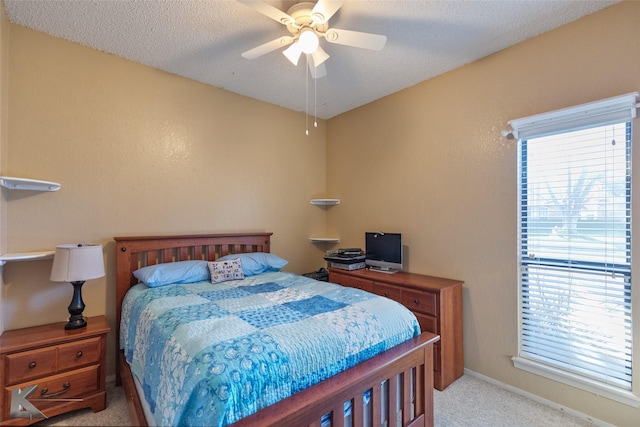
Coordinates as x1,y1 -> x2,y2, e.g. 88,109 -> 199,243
510,93 -> 638,405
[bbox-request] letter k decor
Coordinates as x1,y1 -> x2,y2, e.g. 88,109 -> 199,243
10,385 -> 47,420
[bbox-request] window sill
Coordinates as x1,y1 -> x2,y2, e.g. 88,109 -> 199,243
512,356 -> 640,408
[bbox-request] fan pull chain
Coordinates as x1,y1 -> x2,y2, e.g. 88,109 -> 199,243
305,55 -> 309,136
314,71 -> 318,129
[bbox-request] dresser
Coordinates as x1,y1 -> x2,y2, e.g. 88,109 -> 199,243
0,316 -> 110,426
329,268 -> 463,390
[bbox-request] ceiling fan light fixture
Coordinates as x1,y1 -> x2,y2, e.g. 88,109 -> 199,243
283,42 -> 302,65
311,47 -> 330,67
298,29 -> 319,54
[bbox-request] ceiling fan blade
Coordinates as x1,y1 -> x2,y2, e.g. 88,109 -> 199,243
310,0 -> 344,24
237,0 -> 295,25
241,36 -> 293,59
309,60 -> 327,79
283,42 -> 302,66
324,28 -> 387,51
311,46 -> 330,67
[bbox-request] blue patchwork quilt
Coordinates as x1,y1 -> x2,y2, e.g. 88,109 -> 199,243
120,271 -> 420,427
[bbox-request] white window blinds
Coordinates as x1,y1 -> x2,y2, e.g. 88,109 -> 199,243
509,92 -> 638,140
513,93 -> 636,392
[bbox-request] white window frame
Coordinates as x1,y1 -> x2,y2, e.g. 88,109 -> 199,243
509,92 -> 640,407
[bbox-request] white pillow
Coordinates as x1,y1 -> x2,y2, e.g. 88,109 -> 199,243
207,258 -> 245,283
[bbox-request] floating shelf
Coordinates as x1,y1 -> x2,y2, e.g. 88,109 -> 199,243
309,238 -> 340,243
0,251 -> 55,266
309,198 -> 340,243
310,199 -> 340,206
0,176 -> 61,191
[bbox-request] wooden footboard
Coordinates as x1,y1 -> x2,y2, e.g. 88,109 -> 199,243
118,333 -> 438,427
231,332 -> 439,427
114,233 -> 439,427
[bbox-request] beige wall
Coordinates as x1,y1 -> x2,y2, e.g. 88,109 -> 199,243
1,1 -> 639,426
0,24 -> 330,373
327,2 -> 639,426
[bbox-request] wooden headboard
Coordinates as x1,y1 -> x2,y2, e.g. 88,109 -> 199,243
113,232 -> 272,346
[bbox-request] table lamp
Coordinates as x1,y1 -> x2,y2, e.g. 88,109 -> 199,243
50,243 -> 105,330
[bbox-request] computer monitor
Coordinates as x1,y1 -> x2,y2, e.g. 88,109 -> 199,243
365,232 -> 402,274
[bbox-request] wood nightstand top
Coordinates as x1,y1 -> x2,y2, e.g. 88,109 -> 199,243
0,316 -> 110,354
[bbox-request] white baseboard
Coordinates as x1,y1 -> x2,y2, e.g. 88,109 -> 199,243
463,368 -> 615,427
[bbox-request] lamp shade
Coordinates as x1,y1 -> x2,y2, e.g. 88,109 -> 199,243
50,244 -> 105,282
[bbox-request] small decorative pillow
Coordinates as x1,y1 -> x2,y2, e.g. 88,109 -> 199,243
208,258 -> 245,283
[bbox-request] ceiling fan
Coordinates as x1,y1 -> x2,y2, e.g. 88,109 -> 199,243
239,0 -> 387,78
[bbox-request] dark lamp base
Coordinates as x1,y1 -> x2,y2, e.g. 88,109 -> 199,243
65,315 -> 87,330
66,280 -> 87,330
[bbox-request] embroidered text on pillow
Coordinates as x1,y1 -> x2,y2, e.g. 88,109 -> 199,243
208,259 -> 245,283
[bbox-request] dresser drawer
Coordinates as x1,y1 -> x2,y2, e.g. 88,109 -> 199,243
414,312 -> 438,334
373,283 -> 402,303
402,289 -> 437,316
58,337 -> 101,371
3,365 -> 100,418
5,347 -> 57,385
332,273 -> 374,292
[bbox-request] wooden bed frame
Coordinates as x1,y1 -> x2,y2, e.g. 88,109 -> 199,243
114,233 -> 439,427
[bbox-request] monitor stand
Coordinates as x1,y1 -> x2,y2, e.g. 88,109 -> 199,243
369,266 -> 399,274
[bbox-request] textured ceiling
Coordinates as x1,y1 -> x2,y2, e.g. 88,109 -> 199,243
4,0 -> 618,119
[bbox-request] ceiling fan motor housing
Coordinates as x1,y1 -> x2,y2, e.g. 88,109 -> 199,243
286,2 -> 329,37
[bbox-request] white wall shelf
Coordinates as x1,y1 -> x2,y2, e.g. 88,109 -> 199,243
0,251 -> 55,266
309,198 -> 340,243
0,177 -> 60,265
0,176 -> 61,191
309,238 -> 340,243
310,199 -> 340,206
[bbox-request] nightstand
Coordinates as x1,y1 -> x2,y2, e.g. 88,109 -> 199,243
0,316 -> 110,426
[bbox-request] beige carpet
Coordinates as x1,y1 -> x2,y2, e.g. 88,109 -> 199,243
32,375 -> 597,426
433,375 -> 595,426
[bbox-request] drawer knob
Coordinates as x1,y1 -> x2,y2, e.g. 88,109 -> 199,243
384,292 -> 389,297
414,298 -> 419,304
40,382 -> 71,398
76,351 -> 83,358
28,362 -> 36,369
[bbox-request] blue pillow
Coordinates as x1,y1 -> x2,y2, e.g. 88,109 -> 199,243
216,252 -> 288,276
133,260 -> 210,288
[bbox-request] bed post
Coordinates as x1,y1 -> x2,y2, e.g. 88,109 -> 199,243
423,343 -> 435,426
114,239 -> 133,386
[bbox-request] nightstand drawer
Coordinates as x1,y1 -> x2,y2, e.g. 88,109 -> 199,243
58,337 -> 101,371
5,348 -> 57,385
3,366 -> 99,418
402,289 -> 437,316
